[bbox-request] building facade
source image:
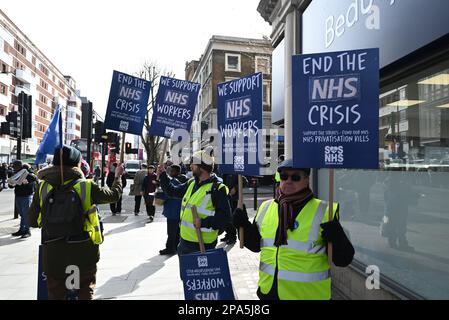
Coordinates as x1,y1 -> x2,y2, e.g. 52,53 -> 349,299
0,9 -> 81,162
185,35 -> 274,153
258,0 -> 449,299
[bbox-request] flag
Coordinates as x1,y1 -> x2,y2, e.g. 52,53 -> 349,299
35,104 -> 63,165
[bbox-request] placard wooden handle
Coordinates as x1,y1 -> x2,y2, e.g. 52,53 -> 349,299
191,205 -> 206,254
238,175 -> 244,249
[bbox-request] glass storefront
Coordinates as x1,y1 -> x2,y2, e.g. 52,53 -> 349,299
318,59 -> 449,299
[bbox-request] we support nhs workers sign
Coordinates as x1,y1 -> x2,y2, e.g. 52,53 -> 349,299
217,73 -> 263,176
180,248 -> 234,300
104,71 -> 151,135
292,49 -> 379,169
149,76 -> 200,138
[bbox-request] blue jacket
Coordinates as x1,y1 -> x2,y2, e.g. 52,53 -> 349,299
162,177 -> 182,221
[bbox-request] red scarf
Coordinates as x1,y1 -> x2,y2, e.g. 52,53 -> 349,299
274,187 -> 314,247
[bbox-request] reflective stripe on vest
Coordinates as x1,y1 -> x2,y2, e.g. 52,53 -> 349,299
260,262 -> 330,283
256,200 -> 272,231
180,220 -> 215,233
260,238 -> 326,255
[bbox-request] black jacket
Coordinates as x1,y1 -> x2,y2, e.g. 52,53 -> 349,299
9,171 -> 37,197
107,172 -> 126,189
159,172 -> 231,232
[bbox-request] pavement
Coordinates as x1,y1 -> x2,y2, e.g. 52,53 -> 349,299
0,182 -> 344,300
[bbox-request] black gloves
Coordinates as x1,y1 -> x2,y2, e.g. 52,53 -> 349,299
232,207 -> 250,229
320,220 -> 355,267
320,220 -> 345,243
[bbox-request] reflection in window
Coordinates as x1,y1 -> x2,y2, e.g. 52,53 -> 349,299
379,62 -> 449,172
319,59 -> 449,299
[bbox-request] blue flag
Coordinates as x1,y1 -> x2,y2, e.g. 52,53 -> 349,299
35,105 -> 63,165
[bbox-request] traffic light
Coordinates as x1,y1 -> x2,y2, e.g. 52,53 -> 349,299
125,142 -> 132,154
112,134 -> 120,154
19,93 -> 32,139
94,121 -> 105,143
1,122 -> 10,135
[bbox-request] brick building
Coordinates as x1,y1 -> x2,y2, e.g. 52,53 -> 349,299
185,35 -> 274,152
0,9 -> 82,162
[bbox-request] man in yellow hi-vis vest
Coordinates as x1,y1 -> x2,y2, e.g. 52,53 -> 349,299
158,149 -> 231,256
233,159 -> 354,300
28,146 -> 124,300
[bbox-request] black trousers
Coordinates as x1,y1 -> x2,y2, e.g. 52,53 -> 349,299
134,196 -> 142,213
222,198 -> 237,240
110,196 -> 122,214
144,196 -> 155,217
165,219 -> 180,252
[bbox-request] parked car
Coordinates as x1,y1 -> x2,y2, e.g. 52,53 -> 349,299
124,160 -> 141,179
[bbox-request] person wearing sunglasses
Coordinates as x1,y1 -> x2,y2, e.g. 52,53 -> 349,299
233,159 -> 354,300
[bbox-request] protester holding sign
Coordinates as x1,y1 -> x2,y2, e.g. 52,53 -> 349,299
233,159 -> 354,300
28,145 -> 124,300
157,149 -> 231,257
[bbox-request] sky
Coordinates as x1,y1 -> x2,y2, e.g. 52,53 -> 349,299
2,0 -> 272,118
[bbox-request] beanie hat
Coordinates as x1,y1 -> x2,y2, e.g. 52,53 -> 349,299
277,159 -> 311,176
52,145 -> 81,167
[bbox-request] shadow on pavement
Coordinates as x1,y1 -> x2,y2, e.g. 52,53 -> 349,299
94,254 -> 173,299
103,220 -> 147,237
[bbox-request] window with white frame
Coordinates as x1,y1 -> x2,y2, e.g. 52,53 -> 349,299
225,53 -> 241,72
263,81 -> 271,105
208,57 -> 213,76
256,56 -> 271,74
225,77 -> 238,83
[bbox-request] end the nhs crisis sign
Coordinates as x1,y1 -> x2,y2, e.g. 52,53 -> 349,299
292,48 -> 379,169
104,71 -> 151,136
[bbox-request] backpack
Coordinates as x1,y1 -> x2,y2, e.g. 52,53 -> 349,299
41,179 -> 86,239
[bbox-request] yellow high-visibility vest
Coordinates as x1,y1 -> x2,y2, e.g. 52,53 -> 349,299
256,198 -> 338,300
275,172 -> 281,183
180,180 -> 228,244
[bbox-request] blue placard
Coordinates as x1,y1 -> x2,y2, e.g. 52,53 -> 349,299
104,71 -> 151,135
180,248 -> 235,300
217,73 -> 263,176
149,76 -> 200,138
37,245 -> 48,300
292,48 -> 379,169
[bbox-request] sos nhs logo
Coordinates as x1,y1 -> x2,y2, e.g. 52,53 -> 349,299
325,146 -> 344,165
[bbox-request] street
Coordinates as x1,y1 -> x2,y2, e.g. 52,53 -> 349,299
0,181 -> 268,300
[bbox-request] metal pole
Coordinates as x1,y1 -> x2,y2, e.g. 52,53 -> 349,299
253,178 -> 258,211
101,142 -> 106,187
328,169 -> 334,265
120,132 -> 126,164
16,103 -> 23,160
283,10 -> 298,159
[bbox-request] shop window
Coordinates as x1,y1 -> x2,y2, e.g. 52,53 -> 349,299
318,59 -> 449,299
